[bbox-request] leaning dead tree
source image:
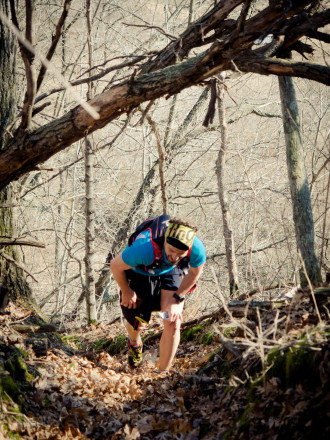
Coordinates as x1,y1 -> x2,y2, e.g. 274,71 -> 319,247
0,0 -> 329,190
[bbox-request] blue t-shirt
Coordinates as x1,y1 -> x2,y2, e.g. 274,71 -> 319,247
122,229 -> 206,276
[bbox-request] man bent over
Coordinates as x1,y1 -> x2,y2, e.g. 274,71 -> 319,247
110,215 -> 206,372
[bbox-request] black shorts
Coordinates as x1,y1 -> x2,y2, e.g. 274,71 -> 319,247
120,267 -> 184,330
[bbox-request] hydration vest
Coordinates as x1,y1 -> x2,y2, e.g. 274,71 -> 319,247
128,214 -> 191,273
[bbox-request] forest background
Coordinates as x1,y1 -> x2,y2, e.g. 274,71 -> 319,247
0,1 -> 330,438
0,0 -> 329,326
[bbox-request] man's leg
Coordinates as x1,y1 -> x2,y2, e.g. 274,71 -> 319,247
124,319 -> 147,369
125,319 -> 146,346
159,289 -> 184,371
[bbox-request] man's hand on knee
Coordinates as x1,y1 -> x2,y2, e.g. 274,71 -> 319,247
121,288 -> 139,309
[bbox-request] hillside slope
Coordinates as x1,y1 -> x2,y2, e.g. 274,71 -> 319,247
0,289 -> 329,439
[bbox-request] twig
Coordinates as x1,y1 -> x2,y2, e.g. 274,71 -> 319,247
256,307 -> 266,382
1,408 -> 33,425
298,250 -> 322,324
0,250 -> 38,282
145,114 -> 167,213
215,329 -> 242,358
36,0 -> 72,91
210,237 -> 287,259
184,375 -> 223,384
210,266 -> 255,338
123,22 -> 177,41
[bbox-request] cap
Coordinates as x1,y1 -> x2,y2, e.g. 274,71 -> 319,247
165,222 -> 195,251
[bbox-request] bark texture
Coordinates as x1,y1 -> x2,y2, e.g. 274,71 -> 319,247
0,0 -> 15,150
278,75 -> 321,285
84,137 -> 97,323
83,0 -> 97,323
215,79 -> 239,296
0,0 -> 32,301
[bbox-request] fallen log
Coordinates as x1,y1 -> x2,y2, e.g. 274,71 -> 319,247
10,323 -> 57,334
24,337 -> 48,357
228,299 -> 286,318
184,375 -> 223,384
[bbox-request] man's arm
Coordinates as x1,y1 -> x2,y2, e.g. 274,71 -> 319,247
176,264 -> 205,297
110,254 -> 139,309
162,264 -> 205,322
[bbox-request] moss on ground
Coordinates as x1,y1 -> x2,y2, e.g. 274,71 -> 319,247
265,343 -> 321,390
102,334 -> 127,355
0,374 -> 20,401
3,425 -> 22,439
5,355 -> 34,383
1,347 -> 36,409
181,321 -> 214,346
57,334 -> 81,348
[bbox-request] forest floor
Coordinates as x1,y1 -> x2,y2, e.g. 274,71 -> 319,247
0,287 -> 329,440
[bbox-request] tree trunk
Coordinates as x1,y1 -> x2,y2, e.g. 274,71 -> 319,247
0,0 -> 32,301
84,0 -> 97,324
278,75 -> 321,286
215,77 -> 239,296
84,137 -> 97,323
55,169 -> 64,312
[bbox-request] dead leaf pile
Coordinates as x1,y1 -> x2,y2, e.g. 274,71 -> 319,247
0,291 -> 329,439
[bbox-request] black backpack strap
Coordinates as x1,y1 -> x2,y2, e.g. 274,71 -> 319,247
128,215 -> 171,269
128,214 -> 170,246
128,217 -> 155,246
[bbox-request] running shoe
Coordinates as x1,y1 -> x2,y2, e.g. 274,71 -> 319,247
128,340 -> 143,369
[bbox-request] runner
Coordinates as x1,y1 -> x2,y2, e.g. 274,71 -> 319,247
110,215 -> 206,372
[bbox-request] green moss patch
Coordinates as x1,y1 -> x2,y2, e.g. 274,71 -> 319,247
181,321 -> 214,346
5,355 -> 34,382
3,425 -> 22,440
265,344 -> 321,390
0,375 -> 20,401
102,334 -> 127,355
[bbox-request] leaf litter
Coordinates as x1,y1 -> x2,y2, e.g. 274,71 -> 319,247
0,288 -> 329,439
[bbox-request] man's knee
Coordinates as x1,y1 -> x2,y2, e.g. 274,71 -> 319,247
164,318 -> 181,334
137,322 -> 147,331
124,318 -> 147,332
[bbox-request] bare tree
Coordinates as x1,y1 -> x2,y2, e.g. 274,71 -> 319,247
279,75 -> 321,285
84,138 -> 97,322
215,76 -> 240,295
83,0 -> 97,323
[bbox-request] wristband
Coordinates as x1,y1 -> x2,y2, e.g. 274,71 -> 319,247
173,292 -> 185,303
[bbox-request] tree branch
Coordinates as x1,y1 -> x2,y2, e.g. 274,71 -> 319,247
19,0 -> 37,130
0,250 -> 38,282
0,0 -> 328,190
210,237 -> 288,259
308,30 -> 330,44
235,54 -> 330,85
0,237 -> 45,248
141,0 -> 245,74
36,0 -> 73,92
